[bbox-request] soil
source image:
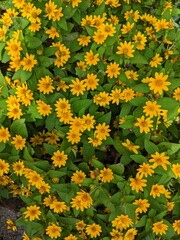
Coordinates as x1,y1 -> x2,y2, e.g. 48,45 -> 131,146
0,197 -> 25,240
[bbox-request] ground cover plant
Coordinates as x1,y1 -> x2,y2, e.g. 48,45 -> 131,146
0,0 -> 180,239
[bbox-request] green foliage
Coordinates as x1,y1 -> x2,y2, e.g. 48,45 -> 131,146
0,0 -> 179,239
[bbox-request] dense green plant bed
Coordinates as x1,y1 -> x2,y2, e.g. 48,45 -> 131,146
0,0 -> 180,239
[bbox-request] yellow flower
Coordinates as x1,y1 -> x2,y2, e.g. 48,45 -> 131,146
116,41 -> 135,58
45,0 -> 57,20
72,0 -> 82,8
173,87 -> 180,102
0,159 -> 9,176
56,80 -> 69,92
70,78 -> 86,96
125,70 -> 139,80
130,175 -> 147,192
0,26 -> 7,41
167,202 -> 175,211
5,38 -> 23,58
88,135 -> 102,147
154,19 -> 169,32
16,83 -> 33,106
149,152 -> 170,170
55,98 -> 71,115
149,53 -> 163,68
137,163 -> 154,178
81,15 -> 94,27
26,170 -> 43,188
76,220 -> 86,231
86,223 -> 102,238
149,72 -> 171,95
112,214 -> 133,231
106,62 -> 121,78
12,135 -> 26,150
12,0 -> 25,8
110,229 -> 123,240
84,73 -> 99,90
110,88 -> 122,105
93,91 -> 111,106
100,22 -> 116,36
6,218 -> 17,231
45,131 -> 60,146
7,104 -> 22,120
93,29 -> 107,44
0,126 -> 10,143
150,184 -> 165,198
134,116 -> 153,133
9,56 -> 21,71
28,6 -> 42,23
71,190 -> 92,211
76,61 -> 87,71
67,129 -> 82,144
51,150 -> 68,168
152,221 -> 168,235
82,114 -> 95,131
133,199 -> 150,213
36,100 -> 52,116
21,53 -> 37,71
121,22 -> 134,34
121,88 -> 135,102
99,167 -> 114,183
172,164 -> 180,178
37,76 -> 54,94
46,223 -> 62,239
173,220 -> 180,235
133,31 -> 147,50
122,139 -> 140,154
124,228 -> 138,240
24,205 -> 41,221
46,27 -> 59,39
84,50 -> 100,66
95,123 -> 110,140
12,161 -> 24,176
105,0 -> 121,8
143,101 -> 161,117
50,200 -> 67,213
29,22 -> 41,32
71,170 -> 86,185
77,35 -> 91,46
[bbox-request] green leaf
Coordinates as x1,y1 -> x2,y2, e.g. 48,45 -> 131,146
131,53 -> 148,65
113,136 -> 126,154
157,97 -> 179,121
109,164 -> 124,175
0,142 -> 5,153
44,46 -> 58,57
144,139 -> 159,154
134,215 -> 147,228
130,154 -> 147,163
83,142 -> 95,161
12,69 -> 32,83
27,37 -> 42,49
71,99 -> 92,113
97,111 -> 111,124
27,103 -> 42,120
10,119 -> 28,138
91,159 -> 104,169
23,147 -> 34,161
130,97 -> 149,106
43,143 -> 59,155
48,169 -> 67,178
0,43 -> 5,61
39,56 -> 54,67
119,115 -> 134,129
132,83 -> 150,93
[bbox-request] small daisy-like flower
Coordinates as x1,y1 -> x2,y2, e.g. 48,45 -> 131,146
99,167 -> 114,183
11,135 -> 26,150
152,221 -> 168,235
21,53 -> 37,71
106,62 -> 121,79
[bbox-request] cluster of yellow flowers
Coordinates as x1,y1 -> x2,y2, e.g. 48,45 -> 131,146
0,0 -> 180,239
